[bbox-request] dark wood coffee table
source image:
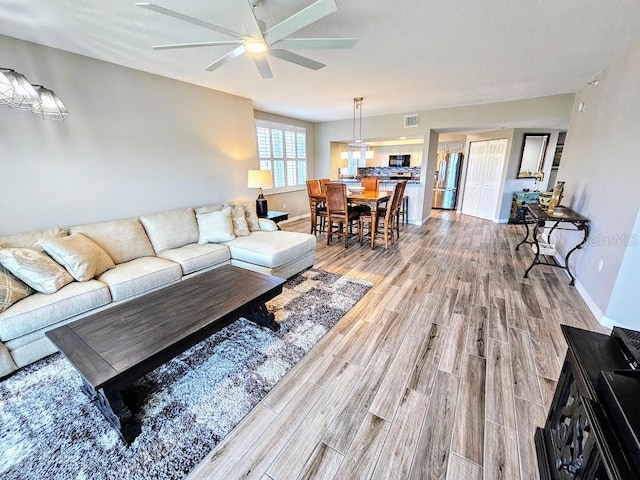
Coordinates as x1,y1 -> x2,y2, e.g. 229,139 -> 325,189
46,265 -> 284,445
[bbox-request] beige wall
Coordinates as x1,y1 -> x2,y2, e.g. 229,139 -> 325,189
0,35 -> 311,235
557,39 -> 640,328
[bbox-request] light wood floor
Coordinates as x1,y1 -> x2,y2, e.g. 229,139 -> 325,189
188,211 -> 607,480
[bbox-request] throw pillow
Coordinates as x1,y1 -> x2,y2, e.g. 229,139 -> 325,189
194,204 -> 224,215
258,218 -> 279,232
227,204 -> 250,237
38,233 -> 115,282
196,208 -> 236,243
0,265 -> 34,312
0,248 -> 73,294
242,203 -> 261,232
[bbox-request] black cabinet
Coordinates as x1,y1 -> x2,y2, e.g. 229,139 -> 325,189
536,325 -> 640,480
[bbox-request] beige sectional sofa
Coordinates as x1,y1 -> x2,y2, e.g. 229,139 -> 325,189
0,205 -> 315,378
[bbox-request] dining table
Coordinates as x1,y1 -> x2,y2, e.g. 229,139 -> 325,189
309,190 -> 392,249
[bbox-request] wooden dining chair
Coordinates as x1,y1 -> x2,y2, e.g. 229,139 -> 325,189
325,182 -> 359,248
359,181 -> 407,249
306,179 -> 326,235
319,178 -> 331,195
361,177 -> 379,193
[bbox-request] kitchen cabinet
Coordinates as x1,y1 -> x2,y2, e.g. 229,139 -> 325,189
372,144 -> 423,167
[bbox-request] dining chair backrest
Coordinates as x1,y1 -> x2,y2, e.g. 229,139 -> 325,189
362,177 -> 379,193
325,183 -> 348,214
319,178 -> 331,195
306,179 -> 321,196
386,181 -> 407,221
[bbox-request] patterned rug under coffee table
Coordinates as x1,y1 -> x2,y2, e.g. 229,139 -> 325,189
0,269 -> 372,480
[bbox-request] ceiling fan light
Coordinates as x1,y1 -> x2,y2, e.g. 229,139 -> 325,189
245,40 -> 268,54
3,70 -> 41,111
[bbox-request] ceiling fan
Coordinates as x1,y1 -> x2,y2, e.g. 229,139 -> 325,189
136,0 -> 357,78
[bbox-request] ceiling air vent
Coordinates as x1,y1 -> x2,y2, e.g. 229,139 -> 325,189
404,114 -> 419,128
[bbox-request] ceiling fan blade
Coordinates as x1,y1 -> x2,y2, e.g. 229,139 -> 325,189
153,40 -> 243,51
136,3 -> 243,39
270,38 -> 358,50
267,49 -> 325,70
233,0 -> 265,40
252,56 -> 273,79
205,45 -> 246,72
264,0 -> 337,45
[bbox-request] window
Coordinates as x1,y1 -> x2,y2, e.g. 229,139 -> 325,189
256,120 -> 307,193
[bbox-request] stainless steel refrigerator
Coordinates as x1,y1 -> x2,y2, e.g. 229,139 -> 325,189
432,152 -> 463,209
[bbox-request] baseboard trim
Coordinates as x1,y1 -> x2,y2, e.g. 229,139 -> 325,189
573,277 -> 605,321
554,252 -> 628,330
279,213 -> 310,224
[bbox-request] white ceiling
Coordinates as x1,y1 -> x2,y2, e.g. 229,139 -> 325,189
1,0 -> 640,123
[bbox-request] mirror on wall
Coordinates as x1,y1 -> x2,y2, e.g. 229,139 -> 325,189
517,133 -> 550,178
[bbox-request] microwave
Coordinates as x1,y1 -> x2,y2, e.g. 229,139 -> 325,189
389,154 -> 410,167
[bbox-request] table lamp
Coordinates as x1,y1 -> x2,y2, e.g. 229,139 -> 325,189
247,169 -> 273,217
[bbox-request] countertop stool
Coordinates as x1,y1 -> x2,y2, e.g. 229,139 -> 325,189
398,195 -> 409,226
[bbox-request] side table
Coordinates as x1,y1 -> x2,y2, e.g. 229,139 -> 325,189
515,203 -> 589,285
264,211 -> 289,226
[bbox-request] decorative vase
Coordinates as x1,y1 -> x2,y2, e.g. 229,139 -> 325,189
548,181 -> 565,213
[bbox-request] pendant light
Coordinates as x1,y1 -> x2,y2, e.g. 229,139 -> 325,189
345,97 -> 373,160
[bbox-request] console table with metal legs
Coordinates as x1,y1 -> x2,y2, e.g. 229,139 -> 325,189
515,203 -> 590,285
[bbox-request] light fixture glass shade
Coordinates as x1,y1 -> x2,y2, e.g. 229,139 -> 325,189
245,40 -> 268,54
247,169 -> 273,188
0,70 -> 15,105
3,70 -> 41,110
32,86 -> 70,120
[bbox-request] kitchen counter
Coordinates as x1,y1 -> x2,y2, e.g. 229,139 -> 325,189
339,177 -> 420,184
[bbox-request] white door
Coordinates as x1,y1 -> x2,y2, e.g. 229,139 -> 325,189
460,141 -> 487,217
461,139 -> 508,220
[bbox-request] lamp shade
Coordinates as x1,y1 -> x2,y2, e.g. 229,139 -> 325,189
32,86 -> 69,120
3,70 -> 41,110
247,169 -> 273,189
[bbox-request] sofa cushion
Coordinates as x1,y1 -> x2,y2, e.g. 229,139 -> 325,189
0,265 -> 34,313
140,208 -> 199,254
38,233 -> 115,282
97,257 -> 182,302
0,227 -> 68,250
194,204 -> 224,215
196,209 -> 235,244
70,219 -> 155,265
241,203 -> 261,232
0,248 -> 74,294
228,205 -> 250,237
0,280 -> 111,342
258,218 -> 279,232
224,231 -> 316,268
158,243 -> 231,275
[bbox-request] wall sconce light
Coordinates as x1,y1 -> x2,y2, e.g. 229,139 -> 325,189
32,85 -> 70,120
578,102 -> 586,112
0,68 -> 69,120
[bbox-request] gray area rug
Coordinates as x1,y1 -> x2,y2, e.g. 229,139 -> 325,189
0,268 -> 372,480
